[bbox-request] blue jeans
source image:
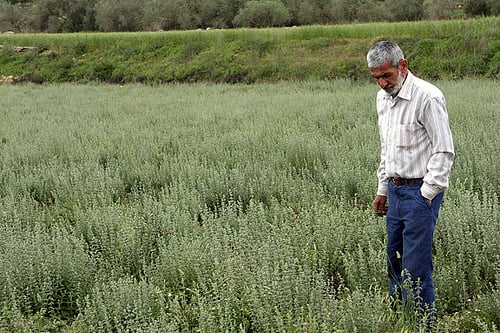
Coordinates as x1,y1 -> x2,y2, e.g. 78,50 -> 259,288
386,180 -> 443,312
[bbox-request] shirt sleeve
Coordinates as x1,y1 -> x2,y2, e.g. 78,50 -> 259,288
421,96 -> 455,200
377,125 -> 389,197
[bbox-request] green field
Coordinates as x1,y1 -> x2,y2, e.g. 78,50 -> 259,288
1,17 -> 499,84
0,80 -> 498,332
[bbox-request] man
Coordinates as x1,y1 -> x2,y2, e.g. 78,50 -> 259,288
366,41 -> 454,327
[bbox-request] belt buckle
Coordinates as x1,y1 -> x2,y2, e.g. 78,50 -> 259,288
391,177 -> 404,186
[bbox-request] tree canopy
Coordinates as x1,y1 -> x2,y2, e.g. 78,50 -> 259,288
0,0 -> 499,33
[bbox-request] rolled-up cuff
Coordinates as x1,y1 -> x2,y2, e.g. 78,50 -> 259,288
421,182 -> 441,200
377,182 -> 388,197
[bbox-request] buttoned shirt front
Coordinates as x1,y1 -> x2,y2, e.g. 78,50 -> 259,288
376,71 -> 455,200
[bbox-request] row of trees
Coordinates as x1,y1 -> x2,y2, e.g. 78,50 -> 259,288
1,0 -> 499,33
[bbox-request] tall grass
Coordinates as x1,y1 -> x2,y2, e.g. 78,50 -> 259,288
0,80 -> 498,332
1,17 -> 499,83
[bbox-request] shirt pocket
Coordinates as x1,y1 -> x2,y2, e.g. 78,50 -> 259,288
395,123 -> 425,147
397,124 -> 415,147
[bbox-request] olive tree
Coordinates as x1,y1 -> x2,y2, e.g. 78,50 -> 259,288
27,0 -> 97,32
464,0 -> 500,16
95,0 -> 143,31
0,1 -> 28,32
142,0 -> 185,30
423,0 -> 455,20
384,0 -> 425,21
233,0 -> 291,28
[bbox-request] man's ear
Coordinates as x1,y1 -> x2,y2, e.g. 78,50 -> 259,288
399,59 -> 408,74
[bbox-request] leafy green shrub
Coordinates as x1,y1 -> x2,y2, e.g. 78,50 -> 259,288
1,17 -> 499,83
94,0 -> 143,32
434,186 -> 499,313
0,80 -> 497,331
233,0 -> 291,28
0,211 -> 94,319
74,277 -> 168,332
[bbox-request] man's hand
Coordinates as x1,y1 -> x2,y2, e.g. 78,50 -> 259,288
373,195 -> 388,217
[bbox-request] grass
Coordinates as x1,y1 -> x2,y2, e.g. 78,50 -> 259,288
0,79 -> 498,332
0,17 -> 499,84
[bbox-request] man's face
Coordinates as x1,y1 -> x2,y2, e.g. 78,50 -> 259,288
370,60 -> 408,95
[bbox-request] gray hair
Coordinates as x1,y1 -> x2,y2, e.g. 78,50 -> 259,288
367,41 -> 404,68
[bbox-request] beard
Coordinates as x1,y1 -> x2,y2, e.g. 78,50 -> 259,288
385,71 -> 405,95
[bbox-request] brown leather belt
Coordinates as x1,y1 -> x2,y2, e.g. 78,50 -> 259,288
390,177 -> 423,186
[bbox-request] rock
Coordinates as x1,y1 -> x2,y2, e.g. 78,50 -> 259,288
2,75 -> 20,84
14,46 -> 37,52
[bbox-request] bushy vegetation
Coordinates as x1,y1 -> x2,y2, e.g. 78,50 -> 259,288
1,17 -> 499,84
1,0 -> 499,33
233,0 -> 292,28
0,80 -> 498,332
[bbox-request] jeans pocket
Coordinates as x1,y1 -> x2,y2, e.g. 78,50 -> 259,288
418,190 -> 432,208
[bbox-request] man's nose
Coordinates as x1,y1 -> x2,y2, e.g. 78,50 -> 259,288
377,78 -> 387,88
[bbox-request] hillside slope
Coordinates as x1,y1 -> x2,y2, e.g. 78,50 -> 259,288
1,17 -> 499,84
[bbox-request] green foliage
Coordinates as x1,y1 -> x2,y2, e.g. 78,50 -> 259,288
27,0 -> 98,33
1,0 -> 500,33
0,200 -> 94,320
384,0 -> 425,21
0,1 -> 26,32
463,0 -> 500,16
233,0 -> 291,28
0,80 -> 497,331
1,17 -> 499,84
75,277 -> 168,332
94,0 -> 143,32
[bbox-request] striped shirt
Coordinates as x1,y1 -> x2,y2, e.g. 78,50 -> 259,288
376,71 -> 454,200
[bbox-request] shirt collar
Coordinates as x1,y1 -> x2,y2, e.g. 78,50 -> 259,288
397,70 -> 413,101
382,70 -> 414,101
